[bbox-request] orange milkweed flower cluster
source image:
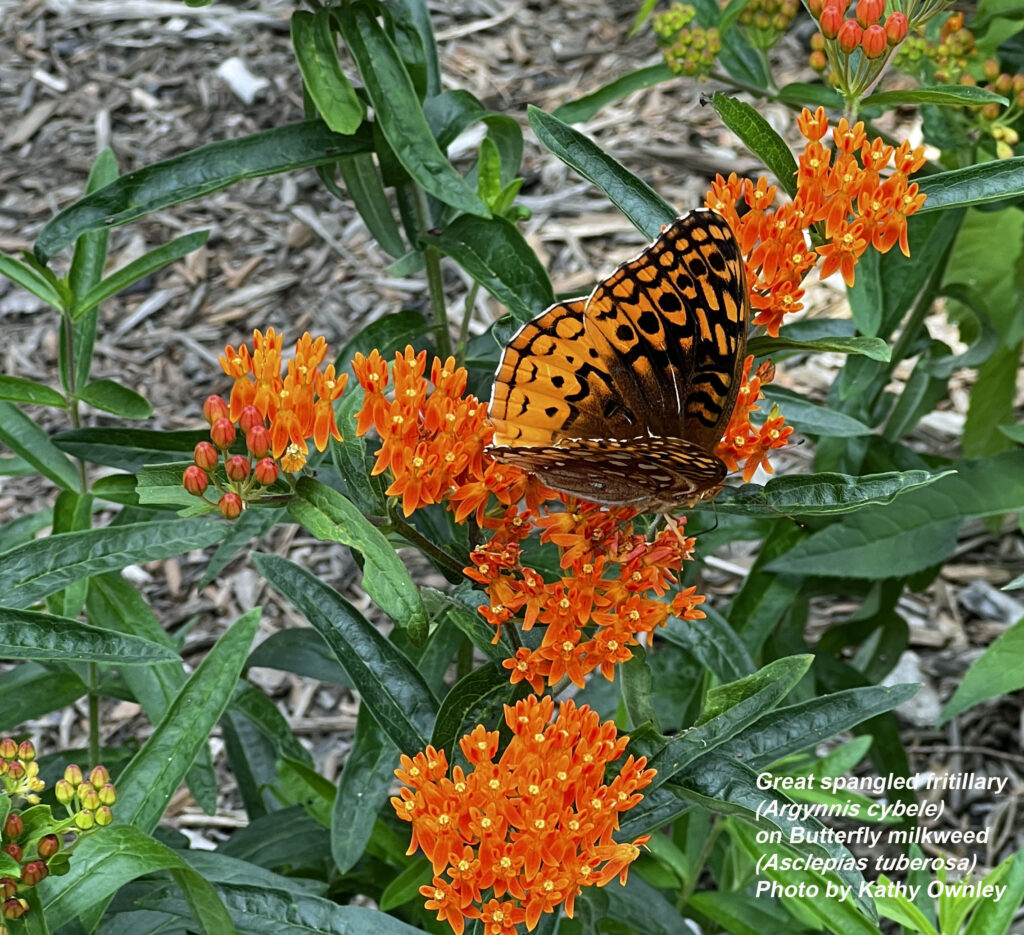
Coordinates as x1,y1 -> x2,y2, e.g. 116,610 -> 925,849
706,106 -> 927,336
391,694 -> 655,935
468,501 -> 707,693
184,330 -> 347,516
716,357 -> 794,481
352,347 -> 548,518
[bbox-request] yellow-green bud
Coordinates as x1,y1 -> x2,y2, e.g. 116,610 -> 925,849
98,783 -> 117,807
0,741 -> 16,761
74,810 -> 94,831
55,779 -> 74,805
95,807 -> 113,827
15,742 -> 34,763
78,784 -> 99,811
63,765 -> 83,787
88,766 -> 109,787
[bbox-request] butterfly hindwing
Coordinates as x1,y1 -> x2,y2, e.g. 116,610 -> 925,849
494,436 -> 726,510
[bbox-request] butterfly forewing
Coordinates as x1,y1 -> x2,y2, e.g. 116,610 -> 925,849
488,208 -> 750,511
585,210 -> 749,450
490,300 -> 647,447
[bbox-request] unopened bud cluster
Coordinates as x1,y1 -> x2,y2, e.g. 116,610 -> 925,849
894,12 -> 1023,159
0,742 -> 116,929
183,394 -> 285,519
808,0 -> 908,89
733,0 -> 801,50
653,4 -> 721,79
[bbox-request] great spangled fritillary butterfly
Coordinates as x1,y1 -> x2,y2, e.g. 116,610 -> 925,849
487,208 -> 750,513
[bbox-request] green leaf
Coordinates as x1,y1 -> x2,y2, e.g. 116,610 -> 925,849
87,572 -> 218,814
34,121 -> 373,262
380,858 -> 431,912
247,628 -> 351,686
768,451 -> 1024,577
553,63 -> 674,124
660,610 -> 755,683
424,215 -> 555,322
718,683 -> 919,767
292,10 -> 364,134
0,607 -> 180,663
0,662 -> 88,732
648,655 -> 813,786
336,154 -> 407,258
332,706 -> 398,873
761,385 -> 872,437
964,849 -> 1024,935
917,157 -> 1024,214
136,461 -> 213,510
940,614 -> 1024,722
863,85 -> 1008,108
140,881 -> 434,935
712,92 -> 798,198
116,609 -> 260,832
336,3 -> 489,218
54,427 -> 207,472
0,376 -> 67,407
0,253 -> 62,307
747,334 -> 890,361
528,105 -> 676,239
73,230 -> 210,319
253,552 -> 438,754
430,660 -> 523,758
725,816 -> 879,929
712,469 -> 953,516
39,826 -> 235,934
0,517 -> 226,609
287,477 -> 428,641
78,379 -> 152,420
0,402 -> 80,490
775,81 -> 845,109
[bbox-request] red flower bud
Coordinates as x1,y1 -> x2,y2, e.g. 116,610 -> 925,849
855,0 -> 884,26
202,395 -> 230,424
238,405 -> 263,433
809,49 -> 828,71
861,23 -> 887,57
183,465 -> 209,497
837,19 -> 862,53
218,493 -> 243,519
254,458 -> 279,486
225,455 -> 250,482
0,878 -> 15,900
2,844 -> 22,863
0,740 -> 16,761
37,835 -> 59,859
20,861 -> 47,886
884,11 -> 907,44
5,762 -> 23,781
193,441 -> 218,471
819,0 -> 844,37
15,741 -> 34,763
210,418 -> 236,449
2,897 -> 28,920
2,815 -> 22,841
246,424 -> 272,458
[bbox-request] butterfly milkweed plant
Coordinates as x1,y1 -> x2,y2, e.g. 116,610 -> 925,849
1,0 -> 1023,932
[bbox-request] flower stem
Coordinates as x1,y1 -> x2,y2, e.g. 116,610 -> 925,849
388,508 -> 467,578
414,187 -> 453,361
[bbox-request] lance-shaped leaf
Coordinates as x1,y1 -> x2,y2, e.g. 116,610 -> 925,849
253,552 -> 437,754
287,477 -> 428,642
712,92 -> 798,198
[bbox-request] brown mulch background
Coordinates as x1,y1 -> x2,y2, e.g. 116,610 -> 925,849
2,0 -> 1024,913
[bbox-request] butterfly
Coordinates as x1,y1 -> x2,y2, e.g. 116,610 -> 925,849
487,208 -> 750,513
